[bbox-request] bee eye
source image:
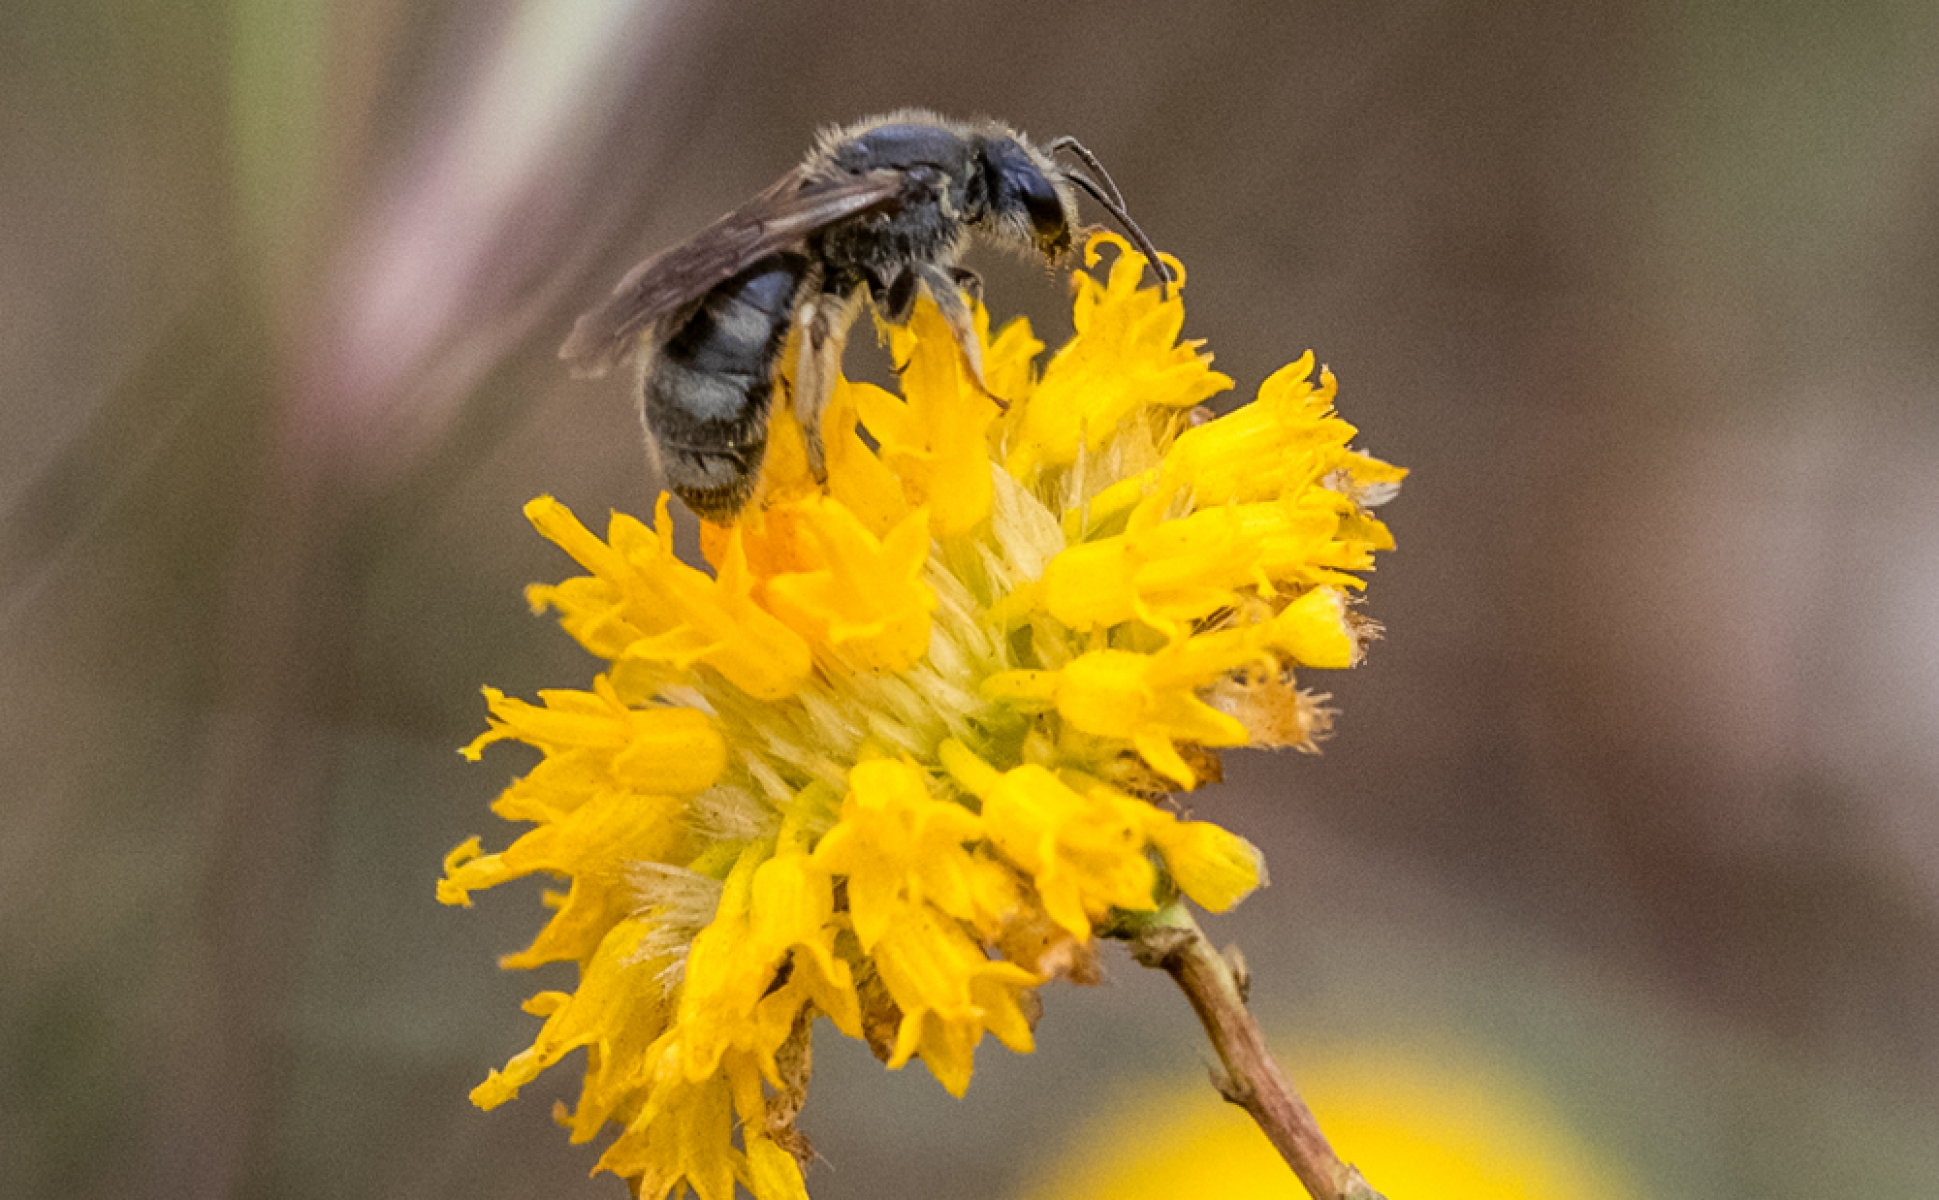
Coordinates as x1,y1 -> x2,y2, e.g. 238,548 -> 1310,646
1015,171 -> 1067,242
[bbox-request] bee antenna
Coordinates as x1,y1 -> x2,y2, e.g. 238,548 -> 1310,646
1062,169 -> 1175,300
1045,136 -> 1128,213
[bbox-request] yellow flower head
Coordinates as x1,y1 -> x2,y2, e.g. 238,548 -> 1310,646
443,234 -> 1405,1198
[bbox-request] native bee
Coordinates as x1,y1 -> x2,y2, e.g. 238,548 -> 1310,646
560,110 -> 1169,521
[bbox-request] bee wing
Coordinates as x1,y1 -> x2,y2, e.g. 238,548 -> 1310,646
559,167 -> 907,377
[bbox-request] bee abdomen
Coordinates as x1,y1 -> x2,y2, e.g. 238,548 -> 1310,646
643,254 -> 808,520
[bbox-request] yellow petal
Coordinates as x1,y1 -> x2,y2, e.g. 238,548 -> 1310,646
437,788 -> 684,915
974,761 -> 1161,938
823,377 -> 915,535
811,759 -> 989,947
1004,233 -> 1231,479
743,1136 -> 811,1200
871,905 -> 1040,1095
527,496 -> 813,700
1053,649 -> 1249,787
764,499 -> 937,671
1142,810 -> 1266,913
874,292 -> 1001,534
469,919 -> 670,1114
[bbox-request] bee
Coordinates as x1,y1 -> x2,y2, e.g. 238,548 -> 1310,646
560,110 -> 1170,521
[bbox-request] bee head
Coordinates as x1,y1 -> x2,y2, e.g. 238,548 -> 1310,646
1027,133 -> 1175,300
978,134 -> 1076,260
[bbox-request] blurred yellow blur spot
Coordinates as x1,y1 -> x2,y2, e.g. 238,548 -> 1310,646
1022,1041 -> 1643,1200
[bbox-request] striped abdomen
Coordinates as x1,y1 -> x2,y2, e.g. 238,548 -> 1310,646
642,253 -> 808,521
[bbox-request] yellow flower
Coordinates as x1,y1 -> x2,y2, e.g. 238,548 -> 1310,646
442,233 -> 1403,1198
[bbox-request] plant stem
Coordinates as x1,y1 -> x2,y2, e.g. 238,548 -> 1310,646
1121,903 -> 1387,1200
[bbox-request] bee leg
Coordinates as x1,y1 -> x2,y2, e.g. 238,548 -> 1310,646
947,266 -> 983,306
878,266 -> 921,325
793,289 -> 860,483
876,269 -> 911,374
912,262 -> 991,402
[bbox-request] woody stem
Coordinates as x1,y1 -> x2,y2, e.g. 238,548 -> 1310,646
1120,903 -> 1387,1200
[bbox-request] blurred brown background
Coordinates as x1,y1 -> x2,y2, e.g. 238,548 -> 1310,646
5,1 -> 1939,1196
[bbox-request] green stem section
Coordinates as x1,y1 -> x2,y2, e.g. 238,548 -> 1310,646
1120,904 -> 1387,1200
